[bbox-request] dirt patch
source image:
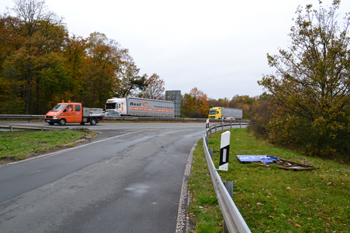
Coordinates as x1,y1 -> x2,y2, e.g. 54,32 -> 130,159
296,158 -> 312,164
37,142 -> 48,146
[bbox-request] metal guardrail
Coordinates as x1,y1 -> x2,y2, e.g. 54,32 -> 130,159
203,123 -> 251,233
0,114 -> 45,119
0,114 -> 45,123
0,114 -> 250,123
210,122 -> 249,130
0,124 -> 62,132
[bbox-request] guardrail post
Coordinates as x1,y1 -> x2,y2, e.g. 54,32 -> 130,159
205,135 -> 209,147
224,181 -> 233,198
210,128 -> 212,138
223,181 -> 234,233
221,123 -> 224,132
215,125 -> 217,134
209,147 -> 213,161
230,122 -> 232,129
240,122 -> 242,128
208,147 -> 214,175
10,126 -> 13,133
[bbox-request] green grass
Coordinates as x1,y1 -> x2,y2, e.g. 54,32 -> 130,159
0,129 -> 89,161
188,128 -> 350,232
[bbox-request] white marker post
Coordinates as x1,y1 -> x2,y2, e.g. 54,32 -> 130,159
218,131 -> 230,171
206,119 -> 209,129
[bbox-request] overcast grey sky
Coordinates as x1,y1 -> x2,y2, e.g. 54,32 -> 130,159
1,0 -> 350,100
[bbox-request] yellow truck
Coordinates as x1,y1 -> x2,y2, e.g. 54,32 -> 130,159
208,107 -> 243,120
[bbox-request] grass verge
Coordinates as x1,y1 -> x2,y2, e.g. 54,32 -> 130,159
0,129 -> 94,163
188,128 -> 350,232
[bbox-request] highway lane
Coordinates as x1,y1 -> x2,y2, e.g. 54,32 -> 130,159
0,123 -> 205,232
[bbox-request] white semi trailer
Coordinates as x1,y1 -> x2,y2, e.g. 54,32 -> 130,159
105,97 -> 174,117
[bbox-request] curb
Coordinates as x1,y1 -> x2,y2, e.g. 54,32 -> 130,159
175,140 -> 198,233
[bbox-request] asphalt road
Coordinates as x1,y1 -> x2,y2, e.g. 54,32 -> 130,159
0,122 -> 205,233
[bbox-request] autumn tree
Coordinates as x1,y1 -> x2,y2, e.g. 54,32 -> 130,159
258,0 -> 350,158
0,0 -> 68,114
230,95 -> 255,107
139,73 -> 165,99
181,94 -> 195,117
0,15 -> 24,113
229,95 -> 256,118
0,0 -> 161,114
61,35 -> 89,104
249,93 -> 273,135
115,59 -> 148,97
218,98 -> 229,107
181,87 -> 209,118
190,87 -> 209,117
82,32 -> 122,107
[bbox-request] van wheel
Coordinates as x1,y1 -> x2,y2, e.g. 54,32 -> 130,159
59,119 -> 66,126
49,122 -> 54,125
90,118 -> 97,125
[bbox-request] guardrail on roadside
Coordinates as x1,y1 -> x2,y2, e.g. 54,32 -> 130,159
0,114 -> 249,123
0,114 -> 45,122
0,124 -> 62,132
203,122 -> 251,233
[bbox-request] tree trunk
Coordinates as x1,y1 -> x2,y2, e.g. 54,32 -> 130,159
25,69 -> 31,114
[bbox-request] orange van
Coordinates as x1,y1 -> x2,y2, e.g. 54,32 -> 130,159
45,101 -> 104,126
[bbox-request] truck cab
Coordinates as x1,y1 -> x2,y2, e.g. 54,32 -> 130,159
208,107 -> 221,119
105,97 -> 127,116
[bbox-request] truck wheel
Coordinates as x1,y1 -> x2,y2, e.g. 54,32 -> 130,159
90,118 -> 97,125
49,122 -> 54,125
80,122 -> 85,125
59,119 -> 66,126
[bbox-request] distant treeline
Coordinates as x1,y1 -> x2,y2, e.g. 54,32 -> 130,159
180,87 -> 261,119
